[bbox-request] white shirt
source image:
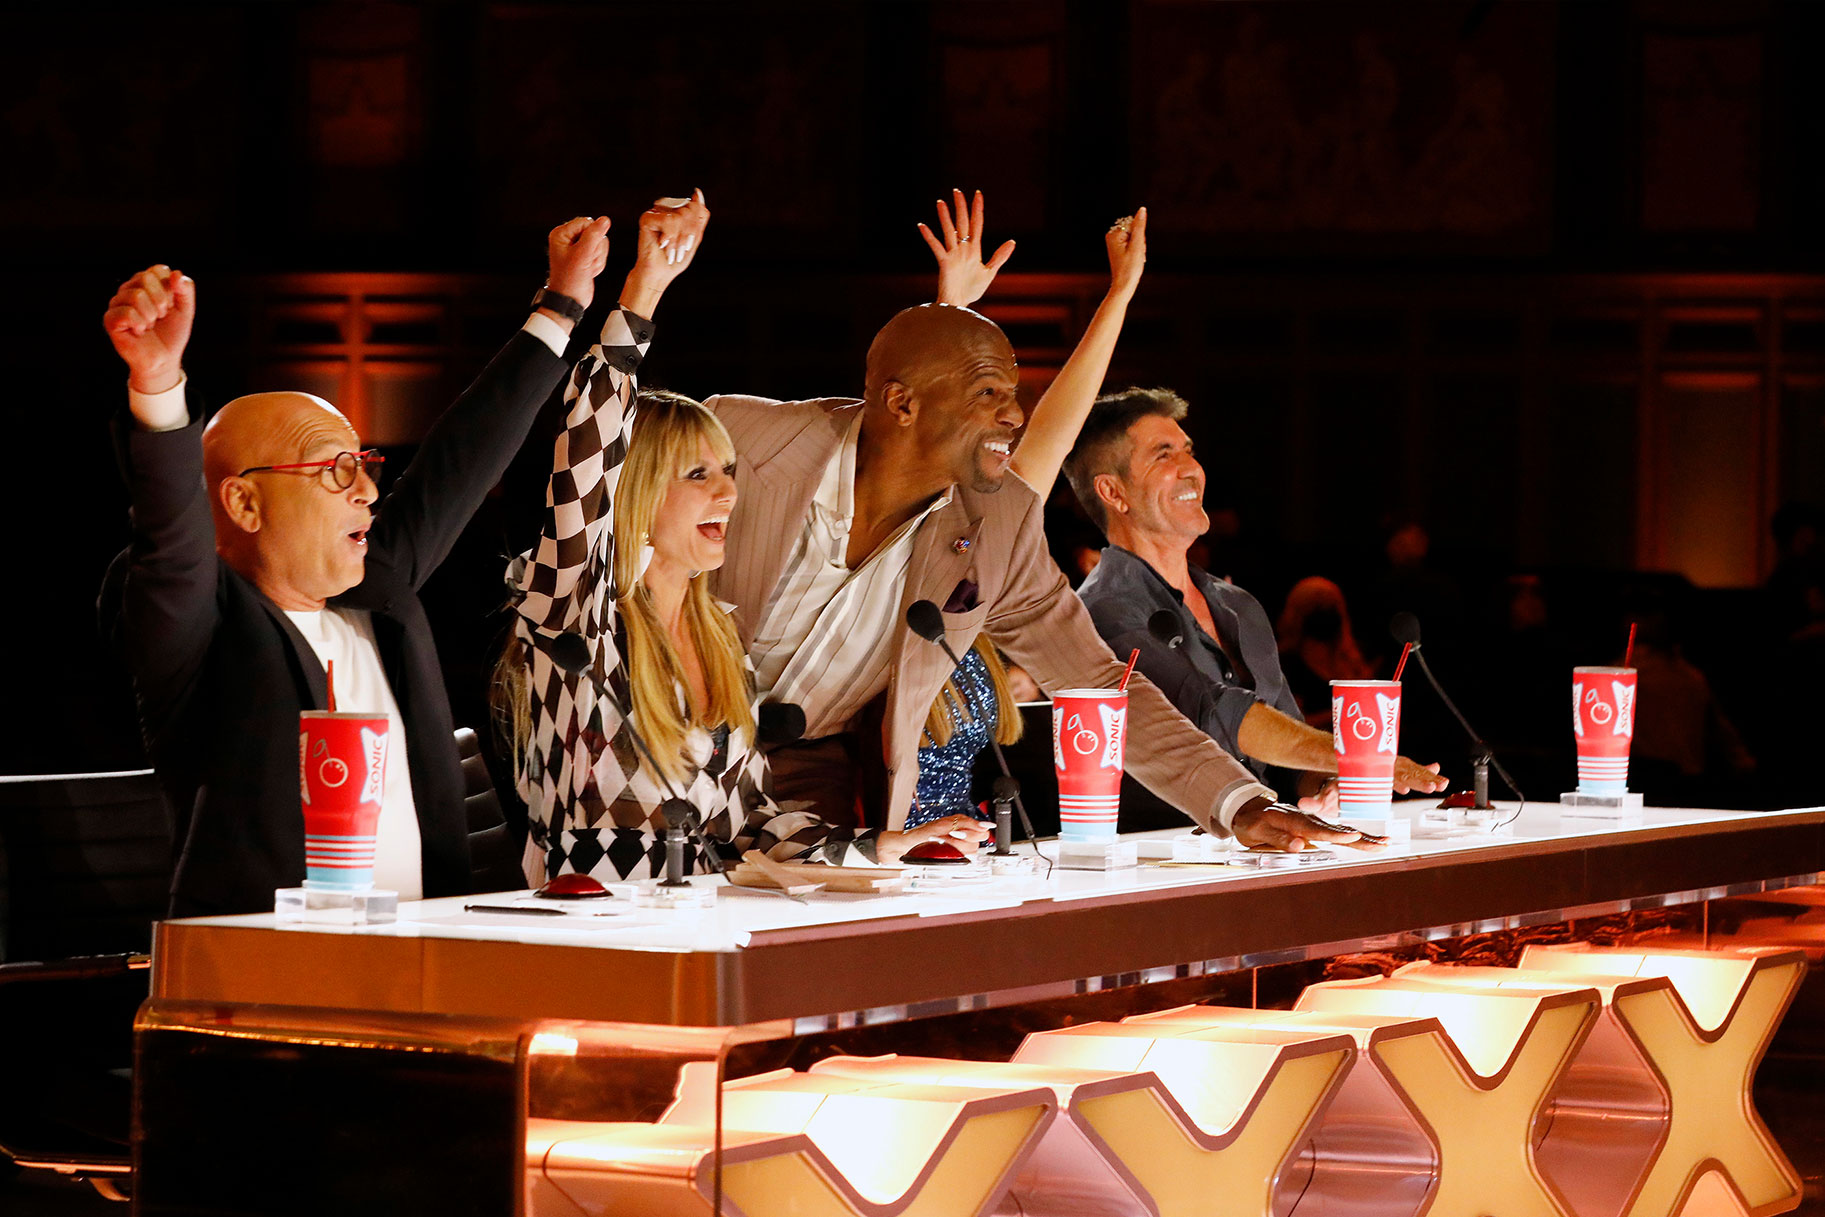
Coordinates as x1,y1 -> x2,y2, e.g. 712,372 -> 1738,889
749,412 -> 953,738
284,607 -> 423,899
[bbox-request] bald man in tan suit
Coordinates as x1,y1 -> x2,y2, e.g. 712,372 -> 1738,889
705,304 -> 1372,853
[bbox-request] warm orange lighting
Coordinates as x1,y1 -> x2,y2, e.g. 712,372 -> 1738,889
1012,1019 -> 1355,1217
1296,972 -> 1601,1217
1522,944 -> 1808,1217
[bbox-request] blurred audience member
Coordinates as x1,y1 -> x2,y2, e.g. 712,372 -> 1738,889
1275,576 -> 1374,729
1627,604 -> 1757,806
1766,502 -> 1823,637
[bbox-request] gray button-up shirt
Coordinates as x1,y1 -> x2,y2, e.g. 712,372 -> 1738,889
1077,547 -> 1303,801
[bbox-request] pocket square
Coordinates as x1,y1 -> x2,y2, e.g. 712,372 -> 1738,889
944,578 -> 980,614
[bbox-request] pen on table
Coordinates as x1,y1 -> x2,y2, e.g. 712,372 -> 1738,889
464,903 -> 570,917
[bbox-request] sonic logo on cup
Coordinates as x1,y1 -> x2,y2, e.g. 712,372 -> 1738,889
1052,707 -> 1065,770
1063,712 -> 1100,756
1586,687 -> 1614,727
1098,703 -> 1125,770
1331,694 -> 1344,752
298,733 -> 311,804
360,727 -> 388,807
1611,680 -> 1635,737
1375,693 -> 1399,755
1572,682 -> 1585,737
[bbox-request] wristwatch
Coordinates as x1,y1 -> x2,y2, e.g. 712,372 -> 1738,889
529,286 -> 586,324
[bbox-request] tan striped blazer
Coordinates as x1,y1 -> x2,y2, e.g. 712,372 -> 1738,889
706,394 -> 1266,832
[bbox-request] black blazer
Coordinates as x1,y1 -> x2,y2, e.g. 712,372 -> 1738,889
103,330 -> 567,916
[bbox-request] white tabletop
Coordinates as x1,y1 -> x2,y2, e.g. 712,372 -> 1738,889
176,800 -> 1824,956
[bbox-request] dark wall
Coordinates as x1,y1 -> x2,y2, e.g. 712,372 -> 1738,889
5,0 -> 1822,783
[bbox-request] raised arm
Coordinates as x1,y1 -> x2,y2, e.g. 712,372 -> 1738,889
1008,208 -> 1146,496
102,265 -> 217,715
512,192 -> 711,635
357,217 -> 610,594
924,189 -> 1017,309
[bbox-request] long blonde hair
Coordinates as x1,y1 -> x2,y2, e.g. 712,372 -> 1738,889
613,391 -> 754,781
924,637 -> 1024,748
492,390 -> 754,785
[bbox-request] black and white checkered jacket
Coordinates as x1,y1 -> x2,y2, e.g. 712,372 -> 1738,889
507,307 -> 875,882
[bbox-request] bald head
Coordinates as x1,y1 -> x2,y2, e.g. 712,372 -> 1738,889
202,392 -> 353,492
861,303 -> 1023,497
865,303 -> 1011,406
202,391 -> 377,611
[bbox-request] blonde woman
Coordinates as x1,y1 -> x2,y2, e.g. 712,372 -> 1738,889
500,193 -> 985,883
907,192 -> 1147,827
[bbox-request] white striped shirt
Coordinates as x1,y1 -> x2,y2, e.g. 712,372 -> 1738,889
750,412 -> 953,738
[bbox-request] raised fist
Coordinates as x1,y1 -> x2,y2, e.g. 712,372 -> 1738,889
547,215 -> 613,310
632,188 -> 710,284
103,265 -> 194,394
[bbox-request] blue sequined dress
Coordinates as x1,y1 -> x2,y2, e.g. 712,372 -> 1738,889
908,647 -> 1000,829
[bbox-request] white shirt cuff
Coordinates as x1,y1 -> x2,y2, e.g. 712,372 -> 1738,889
128,374 -> 191,432
522,311 -> 570,358
1215,780 -> 1276,836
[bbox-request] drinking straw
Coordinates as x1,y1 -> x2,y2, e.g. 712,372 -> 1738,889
1117,648 -> 1140,692
326,660 -> 337,712
1392,643 -> 1411,682
1624,621 -> 1637,668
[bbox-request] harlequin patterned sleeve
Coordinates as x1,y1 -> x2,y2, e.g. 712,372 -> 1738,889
505,307 -> 653,876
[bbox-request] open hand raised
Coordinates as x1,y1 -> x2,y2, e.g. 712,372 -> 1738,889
923,189 -> 1016,308
103,265 -> 194,394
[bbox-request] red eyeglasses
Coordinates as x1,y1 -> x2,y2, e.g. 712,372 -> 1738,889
238,450 -> 385,490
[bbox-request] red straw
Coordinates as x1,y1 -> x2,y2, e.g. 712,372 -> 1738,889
1392,643 -> 1411,682
1117,648 -> 1141,692
1624,621 -> 1637,668
326,659 -> 337,712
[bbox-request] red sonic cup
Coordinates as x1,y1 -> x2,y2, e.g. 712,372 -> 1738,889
1053,689 -> 1127,840
299,711 -> 389,890
1572,666 -> 1636,795
1331,680 -> 1402,817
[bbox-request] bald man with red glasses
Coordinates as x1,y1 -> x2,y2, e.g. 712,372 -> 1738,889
99,219 -> 619,916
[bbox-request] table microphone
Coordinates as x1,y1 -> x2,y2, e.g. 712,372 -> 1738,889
1388,612 -> 1525,812
545,630 -> 731,885
1148,610 -> 1184,650
904,601 -> 1046,865
757,701 -> 807,747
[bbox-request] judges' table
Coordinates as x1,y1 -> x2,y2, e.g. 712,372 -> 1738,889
134,802 -> 1823,1217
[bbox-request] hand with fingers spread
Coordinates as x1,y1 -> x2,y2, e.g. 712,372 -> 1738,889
103,265 -> 195,397
545,215 -> 613,318
1394,756 -> 1447,795
875,813 -> 994,864
923,188 -> 1017,308
1231,794 -> 1389,853
1105,205 -> 1148,300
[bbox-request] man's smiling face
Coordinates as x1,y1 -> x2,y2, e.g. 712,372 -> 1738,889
915,327 -> 1024,493
1115,413 -> 1208,541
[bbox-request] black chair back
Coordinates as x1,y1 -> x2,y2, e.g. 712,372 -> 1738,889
0,770 -> 171,964
455,729 -> 526,893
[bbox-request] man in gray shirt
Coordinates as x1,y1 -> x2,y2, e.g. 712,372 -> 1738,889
1067,388 -> 1446,828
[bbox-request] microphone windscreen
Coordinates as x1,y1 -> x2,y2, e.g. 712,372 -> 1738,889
905,599 -> 947,644
1389,612 -> 1422,647
1147,609 -> 1184,649
992,774 -> 1021,803
660,798 -> 699,831
757,701 -> 807,746
548,631 -> 591,675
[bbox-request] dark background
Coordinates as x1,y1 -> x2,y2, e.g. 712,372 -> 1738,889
5,0 -> 1822,809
